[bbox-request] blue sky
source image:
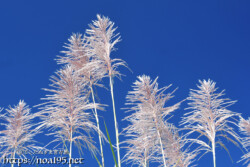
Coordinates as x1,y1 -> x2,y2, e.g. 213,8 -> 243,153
0,0 -> 249,166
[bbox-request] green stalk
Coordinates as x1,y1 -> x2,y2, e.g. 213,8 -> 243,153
90,86 -> 105,167
104,121 -> 118,167
109,76 -> 121,167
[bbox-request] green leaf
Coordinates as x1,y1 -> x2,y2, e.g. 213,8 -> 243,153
104,121 -> 118,167
92,150 -> 102,167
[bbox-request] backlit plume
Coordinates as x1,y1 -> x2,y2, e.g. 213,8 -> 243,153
0,101 -> 41,161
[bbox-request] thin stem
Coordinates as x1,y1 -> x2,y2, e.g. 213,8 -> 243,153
109,75 -> 121,167
212,140 -> 216,167
144,156 -> 147,167
90,86 -> 105,167
69,129 -> 73,167
157,129 -> 167,167
144,148 -> 148,167
153,111 -> 166,167
11,150 -> 16,167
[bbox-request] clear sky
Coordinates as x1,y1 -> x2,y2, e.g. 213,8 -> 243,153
0,0 -> 249,166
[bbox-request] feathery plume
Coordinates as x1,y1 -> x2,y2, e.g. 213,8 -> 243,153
86,14 -> 127,167
123,75 -> 181,167
57,33 -> 106,166
180,79 -> 242,167
160,122 -> 197,167
39,65 -> 102,167
239,117 -> 250,165
0,101 -> 41,167
86,14 -> 126,79
57,33 -> 106,86
123,100 -> 157,167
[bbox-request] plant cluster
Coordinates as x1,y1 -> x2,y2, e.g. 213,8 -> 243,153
0,15 -> 248,167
